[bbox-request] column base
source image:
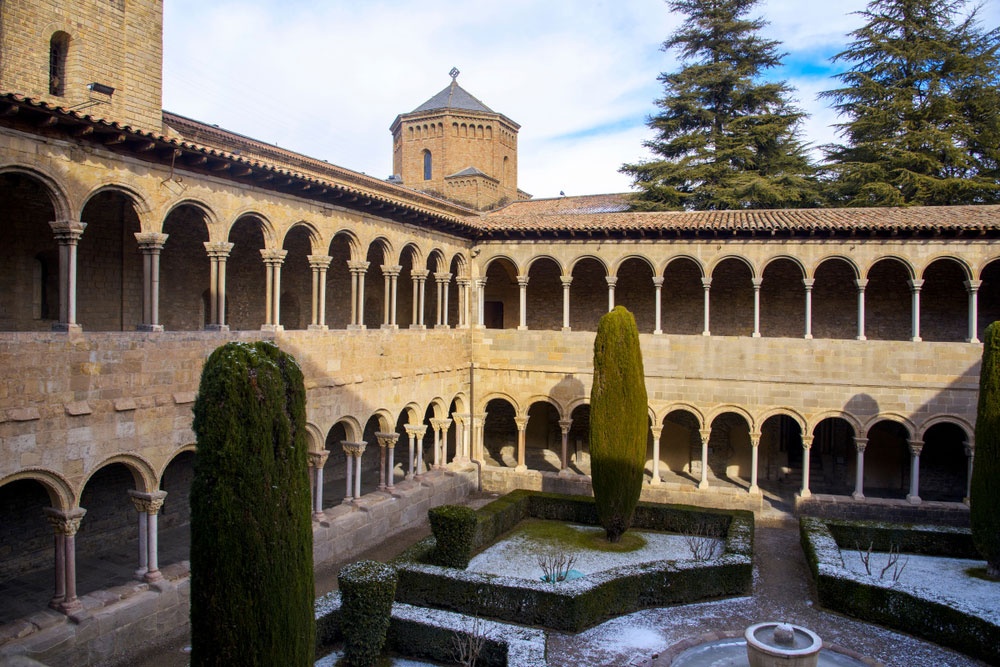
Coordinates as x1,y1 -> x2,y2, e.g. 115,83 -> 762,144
752,333 -> 761,339
558,468 -> 575,477
911,337 -> 922,342
649,475 -> 661,486
749,484 -> 760,495
798,489 -> 812,499
701,331 -> 710,337
134,567 -> 148,579
136,324 -> 164,332
968,338 -> 981,344
52,323 -> 83,333
653,329 -> 662,335
435,324 -> 451,330
804,334 -> 813,340
514,464 -> 528,472
260,324 -> 284,332
409,324 -> 427,330
347,324 -> 367,330
144,570 -> 164,584
516,325 -> 528,331
562,327 -> 572,332
852,491 -> 865,500
856,335 -> 867,341
204,324 -> 230,332
698,479 -> 709,490
380,324 -> 398,330
308,324 -> 329,331
906,494 -> 922,505
58,598 -> 83,614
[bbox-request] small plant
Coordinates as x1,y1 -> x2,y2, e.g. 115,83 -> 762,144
682,521 -> 723,561
451,614 -> 490,667
537,550 -> 578,583
854,541 -> 909,583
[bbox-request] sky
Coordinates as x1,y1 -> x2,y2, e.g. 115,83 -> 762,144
162,0 -> 1000,201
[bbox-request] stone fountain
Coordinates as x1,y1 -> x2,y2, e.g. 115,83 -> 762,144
745,622 -> 822,667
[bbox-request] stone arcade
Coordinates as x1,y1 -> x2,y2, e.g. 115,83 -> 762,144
0,0 -> 997,664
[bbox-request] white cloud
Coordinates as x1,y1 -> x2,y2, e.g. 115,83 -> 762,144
162,0 -> 1000,200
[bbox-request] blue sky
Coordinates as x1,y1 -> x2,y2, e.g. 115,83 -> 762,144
162,0 -> 1000,200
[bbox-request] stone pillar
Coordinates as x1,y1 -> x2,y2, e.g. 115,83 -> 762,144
348,261 -> 370,329
514,416 -> 529,471
203,241 -> 234,330
405,425 -> 425,478
307,450 -> 330,517
308,255 -> 332,330
49,220 -> 87,332
438,418 -> 453,466
907,439 -> 923,504
435,272 -> 452,328
965,279 -> 981,343
381,265 -> 402,329
430,418 -> 444,468
473,413 -> 487,461
475,277 -> 487,328
456,277 -> 470,328
701,277 -> 712,336
44,507 -> 86,612
965,444 -> 975,504
650,426 -> 662,485
411,269 -> 428,328
459,414 -> 473,461
800,435 -> 813,498
606,276 -> 617,312
853,437 -> 868,499
260,248 -> 288,331
561,276 -> 572,331
749,432 -> 761,495
652,277 -> 664,334
698,429 -> 711,489
129,490 -> 167,582
517,275 -> 529,330
559,419 -> 573,473
342,441 -> 366,502
855,279 -> 868,341
909,279 -> 923,342
751,278 -> 763,338
376,432 -> 400,490
803,278 -> 815,339
135,232 -> 168,331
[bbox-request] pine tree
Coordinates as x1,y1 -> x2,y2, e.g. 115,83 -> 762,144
621,0 -> 820,211
972,322 -> 1000,578
821,0 -> 1000,206
190,341 -> 315,666
590,306 -> 648,543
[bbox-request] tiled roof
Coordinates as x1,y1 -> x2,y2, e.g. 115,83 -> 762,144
412,80 -> 494,114
479,204 -> 1000,236
448,166 -> 490,178
493,193 -> 631,215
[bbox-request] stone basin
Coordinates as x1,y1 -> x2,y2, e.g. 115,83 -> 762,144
745,622 -> 822,667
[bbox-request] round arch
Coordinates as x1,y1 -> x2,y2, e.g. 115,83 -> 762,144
79,182 -> 152,227
226,211 -> 277,248
917,415 -> 974,443
705,404 -> 756,432
156,443 -> 197,479
863,255 -> 915,280
756,407 -> 806,433
0,164 -> 73,220
706,254 -> 757,279
0,468 -> 74,510
656,402 -> 705,429
807,410 -> 862,437
810,255 -> 861,280
919,255 -> 972,282
610,254 -> 656,277
281,220 -> 322,253
661,254 -> 706,278
78,454 -> 157,503
478,391 -> 521,415
567,254 -> 610,275
524,254 -> 565,275
862,413 -> 915,438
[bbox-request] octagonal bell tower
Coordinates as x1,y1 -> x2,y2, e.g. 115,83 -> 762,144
390,70 -> 526,211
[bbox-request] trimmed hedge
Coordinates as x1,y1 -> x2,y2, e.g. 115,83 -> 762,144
393,491 -> 752,632
801,517 -> 999,665
338,560 -> 398,667
429,505 -> 479,568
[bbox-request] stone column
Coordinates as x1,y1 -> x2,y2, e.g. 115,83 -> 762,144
342,441 -> 366,502
308,255 -> 332,330
475,277 -> 487,328
909,279 -> 924,342
129,490 -> 167,582
456,277 -> 470,328
43,507 -> 86,612
698,429 -> 711,489
751,278 -> 763,338
439,418 -> 453,466
203,241 -> 234,330
907,439 -> 923,504
965,279 -> 981,343
701,277 -> 712,336
803,278 -> 815,339
606,276 -> 617,312
376,432 -> 400,490
652,277 -> 664,334
853,437 -> 868,499
430,418 -> 444,469
800,435 -> 813,498
451,414 -> 466,461
560,275 -> 573,331
855,279 -> 868,341
473,413 -> 487,461
307,450 -> 330,517
514,416 -> 529,471
559,419 -> 573,473
260,248 -> 288,331
405,425 -> 425,478
49,220 -> 87,333
435,272 -> 452,328
517,275 -> 529,330
965,443 -> 975,504
749,432 -> 761,495
135,232 -> 168,331
411,269 -> 428,329
381,265 -> 402,329
650,425 -> 662,485
348,261 -> 370,329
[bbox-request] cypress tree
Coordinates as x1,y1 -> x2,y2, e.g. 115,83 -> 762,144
621,0 -> 821,211
190,341 -> 315,666
972,322 -> 1000,578
821,0 -> 1000,206
590,306 -> 649,543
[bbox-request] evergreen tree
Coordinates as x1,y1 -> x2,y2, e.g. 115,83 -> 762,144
621,0 -> 820,211
821,0 -> 1000,206
190,341 -> 315,666
590,306 -> 648,543
972,322 -> 1000,578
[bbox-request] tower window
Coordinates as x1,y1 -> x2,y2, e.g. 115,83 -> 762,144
423,149 -> 432,180
49,32 -> 70,96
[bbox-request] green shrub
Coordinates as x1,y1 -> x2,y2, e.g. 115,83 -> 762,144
338,560 -> 398,667
190,341 -> 314,666
973,322 -> 1000,577
590,306 -> 648,542
429,505 -> 479,568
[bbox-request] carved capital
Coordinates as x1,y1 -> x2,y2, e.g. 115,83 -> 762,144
854,437 -> 868,453
558,418 -> 573,435
259,248 -> 288,264
375,431 -> 400,448
128,490 -> 168,515
307,254 -> 333,270
49,219 -> 87,244
307,449 -> 330,468
341,440 -> 367,458
44,507 -> 87,535
135,232 -> 169,252
514,416 -> 529,431
405,424 -> 427,439
203,241 -> 234,258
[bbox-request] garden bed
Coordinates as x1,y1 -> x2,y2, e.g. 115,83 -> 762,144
800,517 -> 1000,665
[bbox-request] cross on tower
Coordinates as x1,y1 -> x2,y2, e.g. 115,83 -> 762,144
449,67 -> 460,81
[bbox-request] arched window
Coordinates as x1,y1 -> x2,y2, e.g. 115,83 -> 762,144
49,32 -> 70,96
423,149 -> 432,180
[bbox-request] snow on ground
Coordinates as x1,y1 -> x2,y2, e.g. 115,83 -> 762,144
466,523 -> 721,580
